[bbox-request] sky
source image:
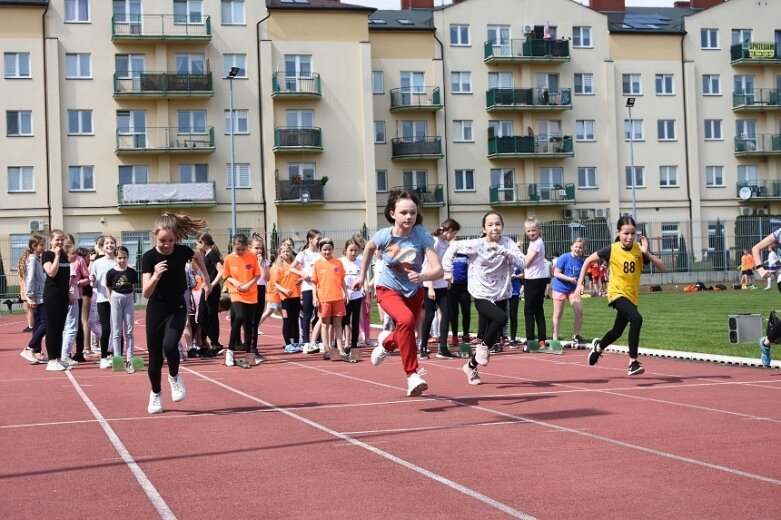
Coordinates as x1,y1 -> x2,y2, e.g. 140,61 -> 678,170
345,0 -> 676,9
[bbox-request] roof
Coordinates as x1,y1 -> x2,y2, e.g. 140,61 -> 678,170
266,0 -> 374,13
0,0 -> 48,5
605,7 -> 696,35
368,9 -> 435,31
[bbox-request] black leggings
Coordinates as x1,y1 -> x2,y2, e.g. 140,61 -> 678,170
421,288 -> 451,352
205,286 -> 222,346
449,282 -> 471,338
474,298 -> 508,350
281,297 -> 302,345
300,290 -> 315,343
98,301 -> 112,357
229,301 -> 256,351
146,299 -> 186,394
250,286 -> 266,352
44,295 -> 69,360
523,278 -> 548,342
344,297 -> 363,349
508,295 -> 520,339
600,297 -> 643,359
768,282 -> 781,342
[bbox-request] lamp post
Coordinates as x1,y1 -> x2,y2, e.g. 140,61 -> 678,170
626,97 -> 637,219
227,66 -> 240,238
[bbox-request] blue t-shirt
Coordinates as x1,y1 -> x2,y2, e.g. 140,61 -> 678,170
511,267 -> 522,297
551,252 -> 585,294
451,252 -> 469,283
373,225 -> 434,298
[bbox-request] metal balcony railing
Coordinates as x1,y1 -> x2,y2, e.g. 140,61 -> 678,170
392,184 -> 444,206
486,87 -> 572,110
732,89 -> 780,110
730,42 -> 781,64
113,72 -> 213,97
390,136 -> 443,159
489,183 -> 576,205
389,87 -> 442,111
484,38 -> 570,61
117,181 -> 216,207
271,72 -> 322,97
111,14 -> 212,40
272,127 -> 323,152
734,134 -> 781,155
487,135 -> 573,157
115,127 -> 215,153
276,179 -> 325,204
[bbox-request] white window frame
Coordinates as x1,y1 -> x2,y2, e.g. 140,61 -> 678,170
65,53 -> 92,79
402,169 -> 427,190
705,166 -> 724,187
175,53 -> 206,74
226,163 -> 251,188
454,169 -> 475,191
578,167 -> 597,189
488,71 -> 513,89
655,74 -> 674,95
4,52 -> 31,78
657,119 -> 676,141
221,0 -> 245,25
659,165 -> 678,188
737,164 -> 758,185
6,110 -> 32,136
450,71 -> 472,94
449,24 -> 470,46
224,109 -> 249,134
372,71 -> 384,94
118,165 -> 148,185
701,28 -> 719,49
576,120 -> 595,141
704,119 -> 722,140
69,165 -> 95,191
702,74 -> 721,95
572,26 -> 592,48
624,119 -> 643,141
178,110 -> 207,134
68,110 -> 93,135
8,166 -> 34,192
288,162 -> 315,182
223,54 -> 247,78
65,0 -> 90,23
622,74 -> 642,95
180,163 -> 208,183
574,73 -> 594,95
453,120 -> 473,142
376,170 -> 388,193
625,166 -> 645,188
11,234 -> 31,271
174,0 -> 204,24
374,121 -> 386,144
661,223 -> 680,252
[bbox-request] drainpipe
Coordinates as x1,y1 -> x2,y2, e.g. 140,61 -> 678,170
256,12 -> 271,235
433,31 -> 449,218
680,34 -> 695,258
41,4 -> 51,225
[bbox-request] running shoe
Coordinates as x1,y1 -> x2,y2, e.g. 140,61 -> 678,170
20,348 -> 35,362
187,348 -> 201,358
168,374 -> 186,402
419,348 -> 430,359
462,363 -> 482,385
71,352 -> 86,363
253,353 -> 267,365
224,350 -> 235,367
627,360 -> 645,376
22,326 -> 32,333
371,331 -> 392,366
99,358 -> 112,369
572,334 -> 587,345
45,359 -> 67,371
125,360 -> 135,374
406,372 -> 428,397
148,392 -> 163,414
235,359 -> 252,369
588,338 -> 602,366
435,349 -> 459,359
475,343 -> 490,366
759,336 -> 772,367
489,343 -> 503,354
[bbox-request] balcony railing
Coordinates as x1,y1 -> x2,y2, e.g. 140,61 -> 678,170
732,89 -> 780,111
487,135 -> 573,158
111,15 -> 212,41
391,136 -> 444,160
489,183 -> 576,206
113,72 -> 213,98
275,179 -> 325,204
392,184 -> 445,207
117,181 -> 217,208
484,38 -> 570,63
272,127 -> 323,153
730,42 -> 781,65
734,134 -> 781,156
389,87 -> 442,111
271,72 -> 322,98
736,180 -> 781,201
115,127 -> 215,154
486,87 -> 572,111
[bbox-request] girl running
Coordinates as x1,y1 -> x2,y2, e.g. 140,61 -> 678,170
106,246 -> 138,373
753,231 -> 781,366
142,213 -> 210,414
311,238 -> 349,361
222,234 -> 261,368
551,238 -> 586,343
352,189 -> 443,397
421,219 -> 460,359
443,212 -> 525,385
577,216 -> 665,376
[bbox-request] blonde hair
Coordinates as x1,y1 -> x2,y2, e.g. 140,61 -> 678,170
524,217 -> 539,230
273,245 -> 293,268
153,213 -> 208,242
18,234 -> 46,277
572,237 -> 585,247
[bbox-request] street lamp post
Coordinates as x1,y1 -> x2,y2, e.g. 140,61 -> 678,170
227,66 -> 240,238
626,97 -> 637,219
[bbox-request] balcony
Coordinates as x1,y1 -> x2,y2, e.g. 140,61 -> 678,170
272,127 -> 323,153
489,183 -> 576,206
734,134 -> 781,156
117,181 -> 217,208
391,136 -> 444,160
113,72 -> 213,99
487,135 -> 574,159
275,179 -> 326,205
484,38 -> 570,63
730,42 -> 781,66
732,89 -> 780,111
389,87 -> 442,112
115,127 -> 215,154
486,87 -> 572,112
736,181 -> 781,201
393,184 -> 445,207
271,72 -> 322,99
111,15 -> 211,42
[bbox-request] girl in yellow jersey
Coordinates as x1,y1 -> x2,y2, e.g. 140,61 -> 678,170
576,216 -> 665,376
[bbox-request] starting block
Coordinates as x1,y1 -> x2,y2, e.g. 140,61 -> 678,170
530,341 -> 564,355
349,348 -> 361,362
330,347 -> 342,362
111,356 -> 125,371
131,356 -> 145,371
459,343 -> 472,358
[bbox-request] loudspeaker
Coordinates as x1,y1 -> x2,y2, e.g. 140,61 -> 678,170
728,314 -> 762,344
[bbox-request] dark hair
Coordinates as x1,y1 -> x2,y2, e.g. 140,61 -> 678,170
232,233 -> 249,247
433,218 -> 461,237
317,237 -> 334,250
344,237 -> 363,254
197,231 -> 223,259
116,246 -> 130,256
383,188 -> 423,225
481,211 -> 504,228
306,229 -> 321,242
616,215 -> 637,231
350,232 -> 366,250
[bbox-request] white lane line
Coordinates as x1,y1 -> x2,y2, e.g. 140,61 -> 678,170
343,420 -> 524,436
180,365 -> 536,520
65,370 -> 177,520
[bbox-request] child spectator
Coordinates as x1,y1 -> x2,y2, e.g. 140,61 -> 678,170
311,238 -> 349,361
551,238 -> 587,343
739,248 -> 757,289
42,230 -> 71,371
275,244 -> 302,347
421,219 -> 460,359
106,246 -> 138,373
59,243 -> 81,368
196,232 -> 224,354
249,234 -> 270,363
290,229 -> 322,348
20,235 -> 47,364
520,217 -> 549,350
341,238 -> 365,353
90,236 -> 118,369
222,234 -> 261,368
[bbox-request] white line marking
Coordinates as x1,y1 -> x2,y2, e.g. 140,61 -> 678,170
343,420 -> 524,436
65,370 -> 177,520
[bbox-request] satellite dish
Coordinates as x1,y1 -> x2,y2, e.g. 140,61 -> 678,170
739,186 -> 753,201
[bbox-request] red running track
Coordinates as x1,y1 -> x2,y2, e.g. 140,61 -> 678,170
1,311 -> 780,519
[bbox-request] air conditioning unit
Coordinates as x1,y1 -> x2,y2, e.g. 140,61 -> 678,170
562,208 -> 574,219
595,208 -> 608,218
755,208 -> 769,215
578,208 -> 593,220
740,207 -> 753,216
29,219 -> 46,232
523,24 -> 534,34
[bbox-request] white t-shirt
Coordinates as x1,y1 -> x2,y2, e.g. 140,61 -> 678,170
524,237 -> 547,280
341,257 -> 363,301
294,249 -> 321,291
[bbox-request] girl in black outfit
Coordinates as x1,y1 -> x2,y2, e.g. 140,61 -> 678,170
142,213 -> 210,414
196,232 -> 223,354
42,230 -> 71,371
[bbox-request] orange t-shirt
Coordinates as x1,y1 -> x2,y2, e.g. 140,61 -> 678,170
589,262 -> 600,279
277,262 -> 301,300
311,257 -> 346,303
742,254 -> 755,270
223,251 -> 261,304
266,265 -> 281,304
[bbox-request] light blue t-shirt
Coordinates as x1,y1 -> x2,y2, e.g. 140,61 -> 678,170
373,225 -> 434,298
551,252 -> 585,294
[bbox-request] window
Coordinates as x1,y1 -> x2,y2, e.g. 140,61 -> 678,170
661,223 -> 679,252
223,54 -> 247,77
11,234 -> 31,272
376,170 -> 388,192
374,121 -> 386,143
707,221 -> 721,251
4,53 -> 30,78
180,164 -> 208,183
65,0 -> 90,22
374,170 -> 388,193
288,162 -> 314,183
450,71 -> 472,93
226,163 -> 250,188
6,111 -> 32,136
449,24 -> 470,46
701,28 -> 718,49
578,167 -> 597,189
115,54 -> 144,79
174,0 -> 203,24
574,73 -> 593,95
121,231 -> 151,267
8,166 -> 34,192
659,165 -> 678,187
224,109 -> 248,134
175,54 -> 205,74
488,71 -> 513,89
622,74 -> 641,95
704,119 -> 722,140
402,169 -> 427,189
624,119 -> 643,141
572,26 -> 592,48
118,165 -> 148,185
401,120 -> 427,140
706,166 -> 723,187
488,120 -> 512,138
487,25 -> 510,45
371,71 -> 384,94
539,168 -> 563,201
178,110 -> 206,133
69,166 -> 94,191
657,120 -> 676,141
732,29 -> 752,46
576,120 -> 595,141
625,166 -> 644,188
489,168 -> 514,189
454,169 -> 475,191
702,74 -> 720,95
221,0 -> 245,25
453,120 -> 473,142
286,109 -> 313,128
65,53 -> 91,78
655,74 -> 674,95
113,0 -> 142,23
68,110 -> 93,135
737,165 -> 758,184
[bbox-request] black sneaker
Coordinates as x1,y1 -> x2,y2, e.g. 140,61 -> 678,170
435,349 -> 459,359
627,360 -> 645,376
419,349 -> 430,359
187,348 -> 201,358
489,343 -> 503,353
235,359 -> 252,369
70,353 -> 86,363
588,338 -> 602,366
200,348 -> 216,358
572,334 -> 587,345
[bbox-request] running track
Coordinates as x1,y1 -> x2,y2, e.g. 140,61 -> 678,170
1,312 -> 780,519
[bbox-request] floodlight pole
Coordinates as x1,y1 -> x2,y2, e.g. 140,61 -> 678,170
227,66 -> 239,238
626,97 -> 637,220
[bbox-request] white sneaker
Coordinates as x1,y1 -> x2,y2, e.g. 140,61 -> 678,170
148,392 -> 163,414
475,343 -> 490,366
20,348 -> 35,362
371,345 -> 391,366
224,349 -> 235,367
62,357 -> 77,368
462,363 -> 482,385
45,359 -> 67,371
99,358 -> 112,369
168,374 -> 186,402
125,361 -> 135,374
406,372 -> 428,397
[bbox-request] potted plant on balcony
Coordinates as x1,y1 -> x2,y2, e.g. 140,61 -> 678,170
320,176 -> 329,186
291,174 -> 302,185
